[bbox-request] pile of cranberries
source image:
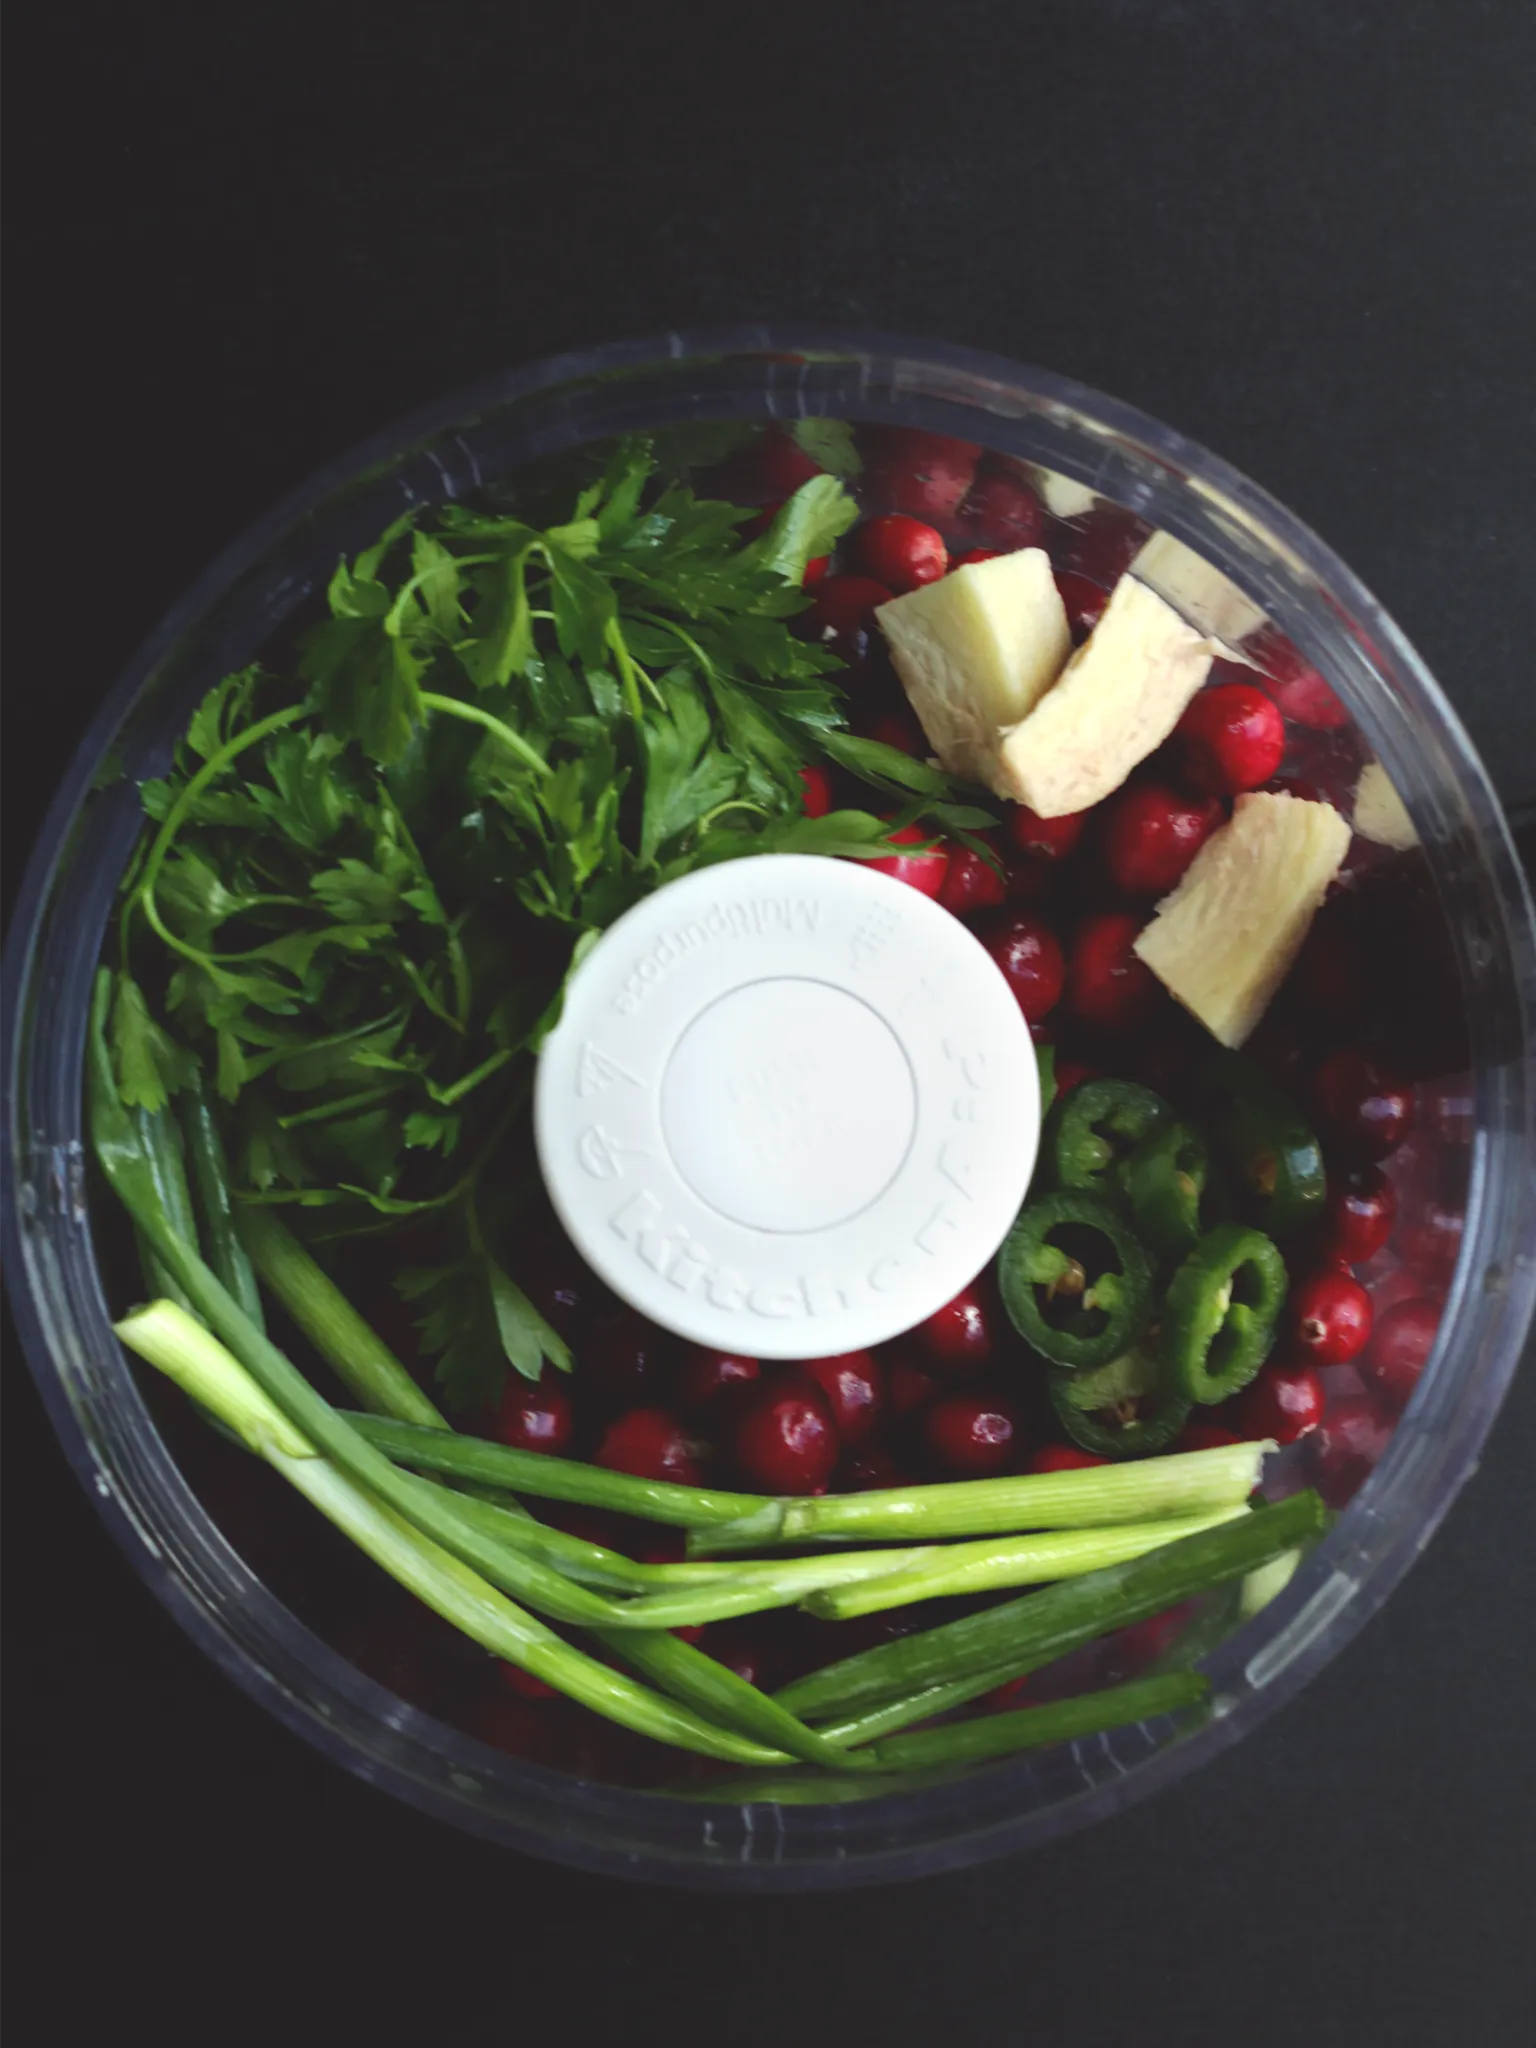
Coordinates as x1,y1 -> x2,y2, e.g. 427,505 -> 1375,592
316,422 -> 1466,1780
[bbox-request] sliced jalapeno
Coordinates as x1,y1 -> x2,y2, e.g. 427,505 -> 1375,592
1126,1119 -> 1224,1264
999,1190 -> 1154,1371
1197,1052 -> 1326,1239
1043,1080 -> 1174,1204
1046,1350 -> 1192,1461
1163,1223 -> 1288,1405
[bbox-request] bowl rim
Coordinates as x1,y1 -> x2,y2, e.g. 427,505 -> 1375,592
5,322 -> 1534,1889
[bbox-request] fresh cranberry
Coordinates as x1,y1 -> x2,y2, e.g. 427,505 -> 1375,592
1360,1297 -> 1441,1408
957,462 -> 1045,549
854,697 -> 930,757
886,1352 -> 939,1419
836,1445 -> 911,1492
540,1502 -> 630,1550
1054,569 -> 1109,639
799,764 -> 833,819
937,842 -> 1008,917
1311,1394 -> 1393,1507
854,514 -> 948,592
1310,1049 -> 1414,1161
1319,1166 -> 1397,1266
1056,503 -> 1148,585
802,554 -> 831,589
861,427 -> 979,522
801,1352 -> 886,1446
980,911 -> 1066,1022
1026,1443 -> 1108,1474
1173,681 -> 1286,796
1289,1268 -> 1373,1366
915,1283 -> 998,1374
1099,779 -> 1223,897
584,1311 -> 670,1404
672,1347 -> 761,1416
1007,802 -> 1086,863
1105,1602 -> 1196,1678
731,1378 -> 840,1494
700,1621 -> 787,1692
953,547 -> 1002,568
1067,911 -> 1160,1033
801,575 -> 893,666
1395,1197 -> 1465,1290
748,427 -> 823,498
635,1528 -> 687,1565
922,1388 -> 1023,1477
494,1368 -> 575,1457
1052,1059 -> 1102,1098
1231,1361 -> 1325,1444
1291,918 -> 1366,1020
1003,852 -> 1054,903
497,1661 -> 558,1702
1254,634 -> 1349,730
867,823 -> 948,896
470,1693 -> 560,1763
1244,1014 -> 1306,1088
595,1408 -> 702,1487
1170,1420 -> 1247,1454
981,1672 -> 1033,1711
1265,773 -> 1325,805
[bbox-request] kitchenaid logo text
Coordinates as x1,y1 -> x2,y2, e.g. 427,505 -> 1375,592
612,897 -> 821,1016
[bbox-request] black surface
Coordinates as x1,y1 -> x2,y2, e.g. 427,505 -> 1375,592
6,4 -> 1535,2043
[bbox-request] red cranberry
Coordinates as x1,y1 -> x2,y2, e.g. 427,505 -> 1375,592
1291,918 -> 1366,1019
1173,681 -> 1286,796
540,1502 -> 630,1550
494,1368 -> 575,1457
470,1694 -> 560,1763
867,823 -> 949,896
886,1352 -> 939,1419
672,1347 -> 761,1415
1054,569 -> 1109,639
747,427 -> 823,498
853,514 -> 948,592
981,911 -> 1066,1022
1231,1361 -> 1325,1444
801,575 -> 893,665
836,1445 -> 911,1492
1310,1049 -> 1414,1160
1004,852 -> 1054,903
1254,634 -> 1349,730
854,698 -> 930,757
700,1621 -> 787,1692
595,1409 -> 703,1487
1361,1297 -> 1441,1408
1052,1059 -> 1103,1099
1289,1268 -> 1373,1366
957,462 -> 1045,549
1311,1393 -> 1393,1507
584,1311 -> 670,1404
799,764 -> 833,818
1319,1166 -> 1397,1266
1026,1443 -> 1108,1474
1008,802 -> 1086,863
861,427 -> 979,522
498,1661 -> 558,1702
981,1672 -> 1033,1710
922,1388 -> 1023,1477
952,547 -> 1002,568
1244,1013 -> 1306,1088
1100,779 -> 1223,897
802,554 -> 831,589
937,842 -> 1008,917
732,1377 -> 840,1494
801,1352 -> 886,1446
915,1283 -> 998,1374
1057,503 -> 1148,585
635,1528 -> 687,1565
1067,911 -> 1160,1033
1170,1420 -> 1247,1454
1395,1197 -> 1465,1290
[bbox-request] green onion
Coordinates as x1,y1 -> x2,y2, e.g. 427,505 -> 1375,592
595,1549 -> 945,1631
346,1410 -> 773,1528
862,1670 -> 1209,1771
688,1443 -> 1273,1555
179,1076 -> 265,1332
803,1511 -> 1246,1622
112,1300 -> 789,1767
775,1490 -> 1328,1720
237,1207 -> 448,1430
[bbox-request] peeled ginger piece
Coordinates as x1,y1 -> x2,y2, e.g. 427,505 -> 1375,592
1134,791 -> 1351,1047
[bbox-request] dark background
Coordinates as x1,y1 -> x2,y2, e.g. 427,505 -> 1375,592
6,3 -> 1535,2042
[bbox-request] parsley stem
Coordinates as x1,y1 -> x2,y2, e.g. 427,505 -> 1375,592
275,1085 -> 399,1131
419,692 -> 550,776
433,1045 -> 514,1107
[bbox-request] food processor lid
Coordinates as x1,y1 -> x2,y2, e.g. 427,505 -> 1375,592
534,854 -> 1040,1359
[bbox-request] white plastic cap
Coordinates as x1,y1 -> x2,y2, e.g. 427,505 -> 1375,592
534,854 -> 1040,1359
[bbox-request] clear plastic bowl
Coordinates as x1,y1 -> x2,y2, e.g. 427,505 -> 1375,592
4,329 -> 1533,1888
